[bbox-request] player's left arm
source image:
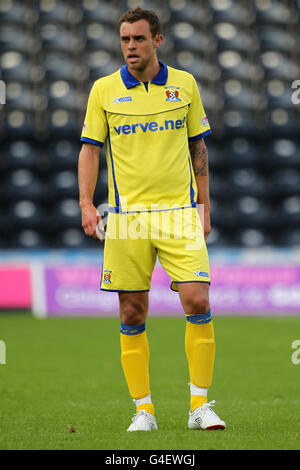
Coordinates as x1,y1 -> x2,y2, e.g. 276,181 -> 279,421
189,137 -> 211,240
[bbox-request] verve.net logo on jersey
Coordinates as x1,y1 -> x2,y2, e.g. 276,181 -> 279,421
113,117 -> 186,136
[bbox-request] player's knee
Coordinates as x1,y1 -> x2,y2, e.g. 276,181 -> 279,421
184,294 -> 209,316
120,299 -> 147,325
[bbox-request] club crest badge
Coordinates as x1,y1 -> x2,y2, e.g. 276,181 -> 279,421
165,86 -> 181,102
103,269 -> 112,284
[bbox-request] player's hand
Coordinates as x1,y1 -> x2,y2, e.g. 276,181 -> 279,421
80,203 -> 104,241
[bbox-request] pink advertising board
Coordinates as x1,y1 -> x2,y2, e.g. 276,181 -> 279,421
0,266 -> 31,308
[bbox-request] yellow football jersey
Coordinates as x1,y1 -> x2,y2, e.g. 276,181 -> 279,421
81,62 -> 211,213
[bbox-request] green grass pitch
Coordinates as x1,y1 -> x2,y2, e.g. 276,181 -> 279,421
0,312 -> 299,450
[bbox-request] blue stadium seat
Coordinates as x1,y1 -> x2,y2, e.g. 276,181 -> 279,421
269,139 -> 300,169
0,51 -> 32,82
265,80 -> 295,110
196,83 -> 221,115
9,200 -> 47,230
84,51 -> 121,81
229,168 -> 269,197
209,172 -> 228,199
3,110 -> 35,139
55,228 -> 95,248
209,0 -> 255,26
172,23 -> 216,54
0,25 -> 33,53
47,80 -> 79,111
5,170 -> 45,201
51,199 -> 82,230
277,196 -> 300,227
223,110 -> 261,137
81,0 -> 120,25
223,80 -> 265,111
38,0 -> 79,25
5,82 -> 35,111
170,2 -> 212,27
261,52 -> 299,80
255,0 -> 298,26
47,109 -> 80,138
214,23 -> 259,54
2,141 -> 38,170
205,142 -> 226,170
12,230 -> 48,249
0,0 -> 31,25
206,226 -> 231,247
218,51 -> 264,82
266,109 -> 299,137
234,228 -> 273,247
174,54 -> 221,84
42,52 -> 82,82
40,23 -> 81,53
50,170 -> 79,199
225,137 -> 263,168
272,169 -> 300,197
258,27 -> 298,53
231,197 -> 273,228
83,22 -> 120,52
49,140 -> 81,170
278,228 -> 300,246
209,197 -> 233,229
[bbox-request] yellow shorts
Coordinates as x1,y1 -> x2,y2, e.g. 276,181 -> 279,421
100,207 -> 210,292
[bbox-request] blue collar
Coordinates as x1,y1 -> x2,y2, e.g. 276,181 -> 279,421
120,61 -> 168,89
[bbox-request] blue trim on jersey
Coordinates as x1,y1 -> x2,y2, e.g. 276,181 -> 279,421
121,61 -> 168,89
80,137 -> 104,147
186,310 -> 212,325
188,130 -> 212,141
106,112 -> 121,213
120,65 -> 140,89
188,154 -> 196,207
101,288 -> 149,292
151,61 -> 168,85
107,204 -> 194,214
170,280 -> 211,291
120,322 -> 146,335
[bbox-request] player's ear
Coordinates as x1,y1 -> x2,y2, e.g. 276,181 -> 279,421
154,34 -> 163,49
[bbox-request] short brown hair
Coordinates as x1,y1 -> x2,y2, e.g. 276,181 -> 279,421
119,6 -> 161,38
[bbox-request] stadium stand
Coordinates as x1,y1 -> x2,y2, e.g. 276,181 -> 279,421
0,0 -> 300,249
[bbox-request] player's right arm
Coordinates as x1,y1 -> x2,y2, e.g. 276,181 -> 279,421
79,81 -> 107,240
78,143 -> 103,240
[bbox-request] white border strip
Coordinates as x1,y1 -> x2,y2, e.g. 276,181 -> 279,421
30,262 -> 47,318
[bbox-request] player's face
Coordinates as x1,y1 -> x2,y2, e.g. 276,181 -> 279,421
120,19 -> 162,72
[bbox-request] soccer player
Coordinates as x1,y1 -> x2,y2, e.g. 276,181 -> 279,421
78,7 -> 226,432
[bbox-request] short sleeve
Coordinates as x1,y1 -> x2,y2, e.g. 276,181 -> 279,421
80,82 -> 108,147
187,77 -> 212,141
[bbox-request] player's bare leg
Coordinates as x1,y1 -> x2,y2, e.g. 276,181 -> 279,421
119,292 -> 157,431
177,282 -> 225,430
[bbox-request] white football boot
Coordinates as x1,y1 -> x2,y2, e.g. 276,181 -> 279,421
188,400 -> 226,430
127,409 -> 158,432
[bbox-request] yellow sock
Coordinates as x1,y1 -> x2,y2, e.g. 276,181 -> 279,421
190,395 -> 207,411
120,323 -> 150,401
185,312 -> 216,410
136,402 -> 155,415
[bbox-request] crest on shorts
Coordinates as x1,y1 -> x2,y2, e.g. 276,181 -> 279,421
165,86 -> 181,102
103,269 -> 112,284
